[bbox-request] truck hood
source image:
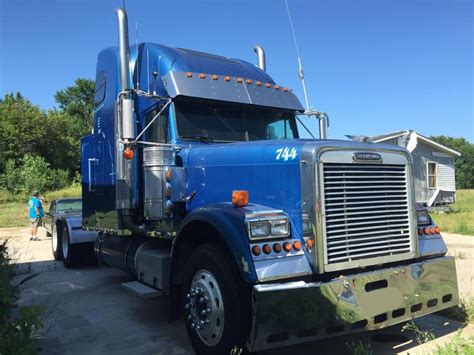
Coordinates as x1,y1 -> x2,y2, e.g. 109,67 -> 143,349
182,138 -> 409,167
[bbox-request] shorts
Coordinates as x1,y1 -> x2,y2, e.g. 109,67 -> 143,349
30,218 -> 42,228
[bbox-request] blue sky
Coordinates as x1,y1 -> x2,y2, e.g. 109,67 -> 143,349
0,0 -> 472,141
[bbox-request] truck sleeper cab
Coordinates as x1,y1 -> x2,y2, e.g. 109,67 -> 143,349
53,8 -> 459,354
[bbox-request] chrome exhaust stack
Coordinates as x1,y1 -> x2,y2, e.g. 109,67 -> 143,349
115,8 -> 136,211
116,8 -> 135,141
317,112 -> 328,139
254,45 -> 266,71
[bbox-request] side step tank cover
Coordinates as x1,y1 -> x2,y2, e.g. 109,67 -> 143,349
121,281 -> 167,299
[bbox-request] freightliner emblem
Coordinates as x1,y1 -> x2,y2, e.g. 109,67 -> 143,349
353,152 -> 382,162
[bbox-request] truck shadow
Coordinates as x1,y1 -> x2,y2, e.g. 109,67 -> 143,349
11,258 -> 465,355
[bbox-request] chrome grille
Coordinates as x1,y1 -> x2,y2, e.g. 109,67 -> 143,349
322,163 -> 412,265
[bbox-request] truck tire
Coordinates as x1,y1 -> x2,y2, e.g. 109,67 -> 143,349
61,226 -> 97,268
52,224 -> 62,261
182,244 -> 251,355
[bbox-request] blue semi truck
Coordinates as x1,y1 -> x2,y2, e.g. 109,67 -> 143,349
51,8 -> 459,354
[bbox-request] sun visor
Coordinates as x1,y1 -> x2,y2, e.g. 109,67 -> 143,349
162,71 -> 305,112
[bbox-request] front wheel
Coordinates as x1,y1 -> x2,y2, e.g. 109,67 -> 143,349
182,244 -> 251,355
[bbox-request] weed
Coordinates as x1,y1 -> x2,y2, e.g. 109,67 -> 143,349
433,329 -> 474,354
347,340 -> 372,355
401,321 -> 435,345
0,239 -> 43,354
441,296 -> 474,324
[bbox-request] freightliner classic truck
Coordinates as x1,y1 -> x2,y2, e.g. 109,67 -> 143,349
51,8 -> 459,354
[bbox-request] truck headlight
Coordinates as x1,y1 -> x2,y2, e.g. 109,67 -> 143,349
417,210 -> 430,225
270,219 -> 289,237
250,221 -> 271,238
248,218 -> 290,240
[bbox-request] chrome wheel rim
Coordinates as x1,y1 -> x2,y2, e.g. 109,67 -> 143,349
62,229 -> 69,258
52,225 -> 58,251
185,269 -> 224,346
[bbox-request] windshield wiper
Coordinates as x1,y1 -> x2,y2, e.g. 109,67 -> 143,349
180,135 -> 216,143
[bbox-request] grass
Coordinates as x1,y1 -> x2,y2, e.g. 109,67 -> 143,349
433,330 -> 474,354
432,189 -> 474,236
0,185 -> 81,228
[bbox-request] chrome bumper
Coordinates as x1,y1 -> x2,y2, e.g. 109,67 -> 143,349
247,256 -> 458,352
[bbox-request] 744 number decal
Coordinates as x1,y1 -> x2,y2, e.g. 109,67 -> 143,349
275,147 -> 297,161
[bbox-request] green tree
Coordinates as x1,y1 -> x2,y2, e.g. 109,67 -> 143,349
0,93 -> 47,173
0,154 -> 69,194
43,110 -> 88,173
430,135 -> 474,189
54,78 -> 95,128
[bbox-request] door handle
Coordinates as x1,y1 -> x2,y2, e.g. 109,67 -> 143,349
88,158 -> 98,192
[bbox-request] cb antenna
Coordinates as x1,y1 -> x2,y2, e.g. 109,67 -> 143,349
284,0 -> 329,139
284,0 -> 310,111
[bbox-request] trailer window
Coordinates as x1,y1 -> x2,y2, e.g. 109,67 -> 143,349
175,98 -> 299,142
427,162 -> 437,188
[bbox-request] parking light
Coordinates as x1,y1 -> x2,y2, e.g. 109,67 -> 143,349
262,244 -> 271,254
283,242 -> 292,252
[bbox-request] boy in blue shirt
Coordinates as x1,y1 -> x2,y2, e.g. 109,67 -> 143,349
27,191 -> 44,241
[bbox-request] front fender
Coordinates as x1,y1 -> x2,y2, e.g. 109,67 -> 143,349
172,202 -> 257,283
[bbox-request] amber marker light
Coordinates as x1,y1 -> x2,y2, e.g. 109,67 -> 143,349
435,226 -> 441,234
418,228 -> 423,236
246,79 -> 252,84
212,74 -> 218,80
283,242 -> 292,252
256,81 -> 262,86
265,83 -> 271,88
305,239 -> 314,249
185,72 -> 193,77
232,190 -> 249,207
252,245 -> 261,256
273,243 -> 282,253
165,168 -> 172,182
274,85 -> 280,90
199,73 -> 206,79
423,227 -> 431,235
123,147 -> 134,160
293,241 -> 302,251
262,244 -> 272,254
224,76 -> 231,81
283,87 -> 289,92
236,77 -> 243,83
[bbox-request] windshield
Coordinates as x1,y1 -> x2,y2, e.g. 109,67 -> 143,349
175,99 -> 299,142
56,200 -> 82,212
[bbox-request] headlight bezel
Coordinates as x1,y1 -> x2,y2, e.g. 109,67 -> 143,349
246,214 -> 291,241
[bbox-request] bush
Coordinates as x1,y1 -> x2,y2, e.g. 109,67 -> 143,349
434,330 -> 474,354
0,154 -> 71,194
0,240 -> 43,354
